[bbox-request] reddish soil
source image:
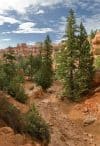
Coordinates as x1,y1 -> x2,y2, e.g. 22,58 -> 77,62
0,81 -> 100,146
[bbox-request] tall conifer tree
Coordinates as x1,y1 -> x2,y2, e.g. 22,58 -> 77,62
56,10 -> 94,101
35,35 -> 53,90
56,9 -> 78,100
75,22 -> 94,97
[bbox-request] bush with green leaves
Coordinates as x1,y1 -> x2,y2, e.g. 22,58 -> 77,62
14,73 -> 25,83
17,56 -> 29,75
34,63 -> 53,90
0,97 -> 50,144
0,66 -> 9,90
28,54 -> 42,80
0,52 -> 27,103
94,56 -> 100,69
25,105 -> 50,144
8,80 -> 27,103
0,97 -> 24,133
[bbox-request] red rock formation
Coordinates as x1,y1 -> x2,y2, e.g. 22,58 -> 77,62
0,43 -> 60,59
92,32 -> 100,57
0,43 -> 41,59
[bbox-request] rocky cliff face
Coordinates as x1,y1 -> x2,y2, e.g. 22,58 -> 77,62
92,32 -> 100,57
92,32 -> 100,85
0,43 -> 60,59
0,43 -> 40,59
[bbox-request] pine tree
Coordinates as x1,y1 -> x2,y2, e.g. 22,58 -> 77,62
28,54 -> 42,80
90,30 -> 97,47
56,9 -> 78,100
35,35 -> 53,90
90,30 -> 97,40
56,10 -> 94,101
75,22 -> 94,98
3,51 -> 16,82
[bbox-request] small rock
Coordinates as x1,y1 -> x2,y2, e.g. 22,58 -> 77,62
0,127 -> 14,134
88,134 -> 93,138
83,115 -> 96,126
83,107 -> 89,113
94,86 -> 100,92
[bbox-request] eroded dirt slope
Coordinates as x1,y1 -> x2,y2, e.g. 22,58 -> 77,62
24,81 -> 99,146
0,81 -> 99,146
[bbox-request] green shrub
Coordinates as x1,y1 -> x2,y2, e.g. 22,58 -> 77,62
0,63 -> 10,90
8,81 -> 27,103
14,74 -> 25,84
34,67 -> 53,91
28,55 -> 42,79
0,53 -> 27,103
0,98 -> 50,144
0,68 -> 9,90
0,97 -> 24,133
25,105 -> 50,144
15,86 -> 27,103
18,57 -> 29,76
94,56 -> 100,69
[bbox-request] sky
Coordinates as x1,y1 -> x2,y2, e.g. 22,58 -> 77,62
0,0 -> 100,49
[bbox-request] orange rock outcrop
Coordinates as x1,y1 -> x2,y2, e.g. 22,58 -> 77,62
92,32 -> 100,57
0,43 -> 60,59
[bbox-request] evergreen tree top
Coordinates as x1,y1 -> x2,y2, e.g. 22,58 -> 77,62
44,35 -> 52,44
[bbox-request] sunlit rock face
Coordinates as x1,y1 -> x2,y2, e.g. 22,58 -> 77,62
92,32 -> 100,57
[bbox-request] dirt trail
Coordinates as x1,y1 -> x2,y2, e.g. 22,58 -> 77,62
24,81 -> 99,146
0,81 -> 99,146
